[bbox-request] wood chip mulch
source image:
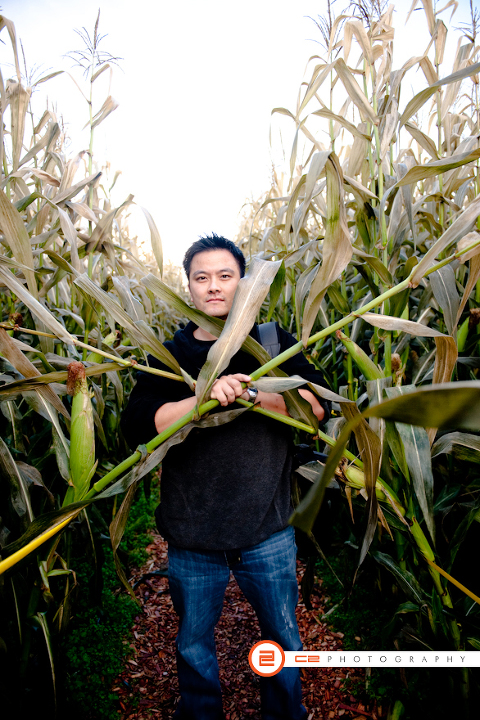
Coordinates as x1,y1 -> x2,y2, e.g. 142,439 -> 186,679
112,533 -> 384,719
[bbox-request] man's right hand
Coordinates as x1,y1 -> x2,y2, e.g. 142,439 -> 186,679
210,374 -> 252,406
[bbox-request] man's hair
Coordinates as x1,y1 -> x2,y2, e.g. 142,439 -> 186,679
183,233 -> 246,280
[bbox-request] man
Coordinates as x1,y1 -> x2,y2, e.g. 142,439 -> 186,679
121,234 -> 330,720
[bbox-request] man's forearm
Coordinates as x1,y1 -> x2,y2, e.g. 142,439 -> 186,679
257,388 -> 325,422
298,388 -> 325,422
154,396 -> 197,434
154,386 -> 324,435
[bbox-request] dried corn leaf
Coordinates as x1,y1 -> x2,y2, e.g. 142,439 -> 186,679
405,122 -> 439,159
74,273 -> 181,373
0,329 -> 69,419
195,257 -> 280,408
334,58 -> 377,125
0,189 -> 37,295
6,79 -> 31,172
426,336 -> 458,444
302,153 -> 352,344
361,312 -> 445,337
455,254 -> 480,326
311,108 -> 371,140
0,266 -> 74,344
410,195 -> 480,286
141,206 -> 163,277
84,95 -> 118,130
400,60 -> 480,128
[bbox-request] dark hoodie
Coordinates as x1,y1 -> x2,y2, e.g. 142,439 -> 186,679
121,321 -> 330,550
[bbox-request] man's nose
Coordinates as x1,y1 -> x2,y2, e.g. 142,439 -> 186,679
208,277 -> 220,292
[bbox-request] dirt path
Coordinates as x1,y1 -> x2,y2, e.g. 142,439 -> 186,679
113,533 -> 379,719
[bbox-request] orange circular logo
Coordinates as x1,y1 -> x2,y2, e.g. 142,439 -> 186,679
248,640 -> 285,677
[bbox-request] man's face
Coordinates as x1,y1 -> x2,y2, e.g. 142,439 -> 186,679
188,249 -> 242,319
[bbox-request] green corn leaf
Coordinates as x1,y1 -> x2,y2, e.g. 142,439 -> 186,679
432,432 -> 480,464
0,436 -> 34,524
342,401 -> 382,566
447,494 -> 480,572
290,381 -> 480,536
266,261 -> 286,321
372,551 -> 425,605
429,265 -> 460,336
386,387 -> 435,543
31,612 -> 56,710
327,281 -> 350,315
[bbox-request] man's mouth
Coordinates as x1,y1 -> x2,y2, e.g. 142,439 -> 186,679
207,298 -> 224,302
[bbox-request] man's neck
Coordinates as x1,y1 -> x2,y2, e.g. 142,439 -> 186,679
193,325 -> 219,341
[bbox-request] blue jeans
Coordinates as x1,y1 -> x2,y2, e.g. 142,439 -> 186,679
168,525 -> 308,720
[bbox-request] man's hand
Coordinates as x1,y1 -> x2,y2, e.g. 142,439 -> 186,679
210,373 -> 252,406
155,374 -> 325,435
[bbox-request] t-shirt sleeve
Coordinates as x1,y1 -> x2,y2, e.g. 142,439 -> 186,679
120,352 -> 194,451
275,325 -> 332,424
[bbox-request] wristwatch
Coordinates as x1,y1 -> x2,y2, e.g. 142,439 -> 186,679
246,387 -> 259,402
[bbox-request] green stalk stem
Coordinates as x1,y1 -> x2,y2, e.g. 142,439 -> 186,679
0,324 -> 184,382
12,240 -> 480,506
373,123 -> 388,249
249,276 -> 412,380
330,310 -> 338,392
84,240 -> 480,500
384,332 -> 392,376
343,325 -> 354,400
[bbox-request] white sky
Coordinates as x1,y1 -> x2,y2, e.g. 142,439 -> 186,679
0,0 -> 473,266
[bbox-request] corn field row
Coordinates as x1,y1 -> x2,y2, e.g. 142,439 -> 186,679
1,2 -> 480,716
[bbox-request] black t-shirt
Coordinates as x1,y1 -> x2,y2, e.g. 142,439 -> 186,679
121,322 -> 330,550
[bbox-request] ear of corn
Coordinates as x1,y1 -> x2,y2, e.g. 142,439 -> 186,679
336,329 -> 384,380
63,361 -> 96,504
457,316 -> 470,352
85,330 -> 119,364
